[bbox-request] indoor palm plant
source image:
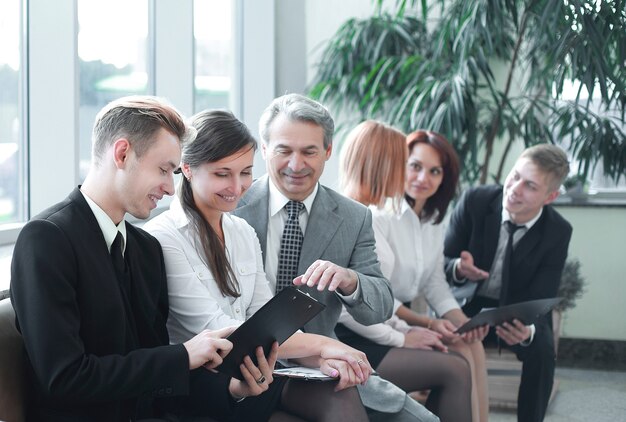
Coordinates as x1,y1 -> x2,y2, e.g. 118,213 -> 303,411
309,0 -> 625,186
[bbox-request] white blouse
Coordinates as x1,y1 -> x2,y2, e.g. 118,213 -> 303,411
338,199 -> 459,347
144,199 -> 273,345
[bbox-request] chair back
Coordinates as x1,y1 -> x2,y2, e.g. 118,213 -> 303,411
0,298 -> 25,422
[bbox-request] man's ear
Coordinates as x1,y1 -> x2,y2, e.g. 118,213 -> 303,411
261,142 -> 268,160
324,144 -> 333,161
112,138 -> 131,168
544,189 -> 560,205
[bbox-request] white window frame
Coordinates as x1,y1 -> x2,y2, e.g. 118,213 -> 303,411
0,0 -> 274,245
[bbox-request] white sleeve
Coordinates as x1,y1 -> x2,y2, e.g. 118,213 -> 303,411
421,227 -> 460,317
338,308 -> 406,347
149,223 -> 243,333
245,224 -> 274,319
372,213 -> 395,281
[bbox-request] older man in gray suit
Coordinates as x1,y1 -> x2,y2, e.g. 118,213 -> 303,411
234,93 -> 437,421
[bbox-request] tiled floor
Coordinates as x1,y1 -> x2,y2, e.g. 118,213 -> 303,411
489,367 -> 626,421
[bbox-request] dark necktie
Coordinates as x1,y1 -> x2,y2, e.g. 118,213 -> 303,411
276,201 -> 305,293
500,221 -> 524,304
111,231 -> 138,348
111,231 -> 126,283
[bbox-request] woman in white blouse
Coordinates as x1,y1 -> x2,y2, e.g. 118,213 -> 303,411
337,121 -> 488,422
145,110 -> 370,421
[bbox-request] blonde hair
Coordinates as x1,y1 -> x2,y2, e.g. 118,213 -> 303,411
340,120 -> 407,209
92,95 -> 192,165
520,144 -> 570,192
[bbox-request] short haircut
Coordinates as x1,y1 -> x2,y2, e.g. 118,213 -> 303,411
520,144 -> 570,192
405,130 -> 460,224
259,93 -> 335,149
340,120 -> 407,209
91,95 -> 191,165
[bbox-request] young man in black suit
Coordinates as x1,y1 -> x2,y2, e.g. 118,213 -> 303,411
444,144 -> 573,422
10,96 -> 276,421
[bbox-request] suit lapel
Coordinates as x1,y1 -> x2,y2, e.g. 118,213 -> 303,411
237,176 -> 270,261
482,192 -> 503,270
512,210 -> 545,266
298,186 -> 342,274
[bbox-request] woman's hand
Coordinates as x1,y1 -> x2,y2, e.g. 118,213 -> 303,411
228,342 -> 279,400
318,341 -> 372,385
430,318 -> 463,344
319,357 -> 369,391
403,326 -> 448,352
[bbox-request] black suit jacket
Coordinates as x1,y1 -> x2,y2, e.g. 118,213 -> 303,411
444,185 -> 572,332
10,188 -> 231,421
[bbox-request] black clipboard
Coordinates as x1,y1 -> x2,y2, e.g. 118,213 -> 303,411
215,287 -> 326,380
455,297 -> 562,334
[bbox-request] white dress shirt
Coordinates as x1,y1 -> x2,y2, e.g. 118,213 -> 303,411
144,199 -> 273,344
338,199 -> 458,347
81,189 -> 127,254
265,179 -> 360,303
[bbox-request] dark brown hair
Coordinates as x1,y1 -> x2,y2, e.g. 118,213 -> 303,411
180,110 -> 257,298
405,130 -> 460,224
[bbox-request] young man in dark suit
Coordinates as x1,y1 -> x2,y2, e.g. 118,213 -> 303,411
10,96 -> 275,421
444,144 -> 573,422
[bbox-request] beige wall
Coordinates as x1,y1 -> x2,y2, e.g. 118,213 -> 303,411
557,205 -> 626,341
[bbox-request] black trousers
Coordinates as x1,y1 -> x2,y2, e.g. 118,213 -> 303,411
464,297 -> 556,422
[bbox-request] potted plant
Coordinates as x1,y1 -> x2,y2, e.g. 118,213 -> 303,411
309,0 -> 626,187
553,258 -> 586,352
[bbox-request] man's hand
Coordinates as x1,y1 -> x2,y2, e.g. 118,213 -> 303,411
228,343 -> 279,400
293,260 -> 358,295
456,251 -> 489,281
495,319 -> 531,346
403,327 -> 448,352
183,326 -> 236,370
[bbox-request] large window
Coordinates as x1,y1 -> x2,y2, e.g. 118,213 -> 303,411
77,0 -> 151,181
194,0 -> 235,112
0,0 -> 26,224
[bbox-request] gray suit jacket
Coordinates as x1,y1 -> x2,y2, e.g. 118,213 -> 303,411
234,177 -> 435,418
233,175 -> 393,338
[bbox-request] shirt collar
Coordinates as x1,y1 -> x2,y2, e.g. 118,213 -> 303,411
268,178 -> 318,217
169,197 -> 191,229
501,206 -> 543,230
80,189 -> 127,253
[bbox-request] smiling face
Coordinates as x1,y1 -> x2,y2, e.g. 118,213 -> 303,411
262,114 -> 332,201
183,146 -> 255,221
503,157 -> 559,224
120,127 -> 181,220
405,143 -> 444,211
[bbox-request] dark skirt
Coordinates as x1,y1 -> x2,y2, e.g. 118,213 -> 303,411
159,369 -> 287,422
334,323 -> 392,369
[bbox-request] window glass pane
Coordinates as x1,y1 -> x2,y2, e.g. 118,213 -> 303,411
194,0 -> 234,112
77,0 -> 150,181
0,0 -> 26,224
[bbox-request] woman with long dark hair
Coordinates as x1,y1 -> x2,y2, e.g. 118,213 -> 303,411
145,110 -> 370,421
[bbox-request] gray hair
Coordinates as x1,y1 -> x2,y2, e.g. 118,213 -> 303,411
258,93 -> 335,149
520,144 -> 570,191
